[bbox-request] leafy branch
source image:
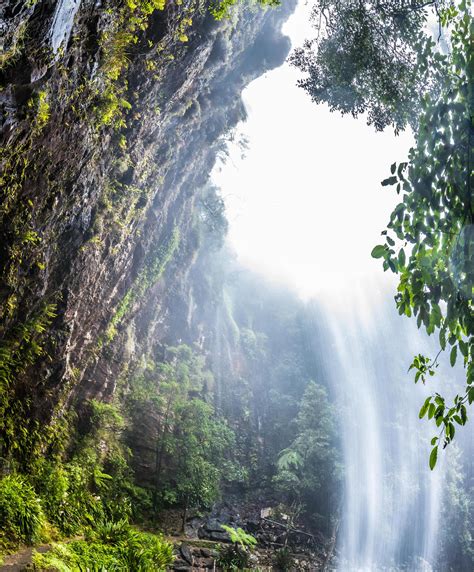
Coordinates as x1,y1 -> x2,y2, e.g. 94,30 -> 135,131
372,2 -> 473,468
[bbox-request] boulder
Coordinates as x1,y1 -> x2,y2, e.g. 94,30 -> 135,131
205,518 -> 224,532
207,530 -> 230,542
172,557 -> 191,571
180,543 -> 193,565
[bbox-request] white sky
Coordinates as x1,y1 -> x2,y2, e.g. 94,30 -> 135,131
212,3 -> 414,299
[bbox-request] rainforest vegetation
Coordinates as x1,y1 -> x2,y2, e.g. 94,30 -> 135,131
0,0 -> 473,570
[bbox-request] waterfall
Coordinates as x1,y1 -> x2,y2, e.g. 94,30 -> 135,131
311,279 -> 461,571
50,0 -> 82,54
210,3 -> 472,567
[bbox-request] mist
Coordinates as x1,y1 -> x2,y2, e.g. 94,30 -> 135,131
211,2 -> 473,570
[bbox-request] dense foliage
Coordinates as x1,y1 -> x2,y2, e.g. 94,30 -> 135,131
291,0 -> 449,132
0,397 -> 174,567
0,475 -> 43,547
0,0 -> 332,566
5,0 -> 472,567
33,524 -> 173,572
372,2 -> 473,464
191,249 -> 343,532
124,344 -> 239,524
273,381 -> 342,530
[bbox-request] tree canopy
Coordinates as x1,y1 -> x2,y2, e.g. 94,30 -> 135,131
371,2 -> 473,465
273,381 -> 342,531
291,0 -> 449,132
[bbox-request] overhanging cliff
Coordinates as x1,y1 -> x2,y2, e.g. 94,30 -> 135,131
0,0 -> 296,463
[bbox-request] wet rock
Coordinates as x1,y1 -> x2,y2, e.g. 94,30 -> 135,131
50,0 -> 82,53
208,530 -> 229,542
205,518 -> 224,532
246,519 -> 260,533
172,558 -> 191,571
180,543 -> 193,565
202,548 -> 219,559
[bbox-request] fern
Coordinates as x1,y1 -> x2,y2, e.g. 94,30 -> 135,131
277,448 -> 303,471
0,303 -> 56,398
221,524 -> 257,548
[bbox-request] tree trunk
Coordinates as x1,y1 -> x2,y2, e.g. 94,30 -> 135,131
181,494 -> 189,533
152,393 -> 174,522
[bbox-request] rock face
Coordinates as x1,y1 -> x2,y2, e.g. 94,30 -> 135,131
0,0 -> 296,463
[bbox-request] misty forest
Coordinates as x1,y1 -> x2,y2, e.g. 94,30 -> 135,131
0,0 -> 473,570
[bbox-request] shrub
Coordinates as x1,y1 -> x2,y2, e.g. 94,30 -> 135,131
86,518 -> 131,545
31,460 -> 105,535
118,530 -> 174,570
31,462 -> 69,528
33,541 -> 120,571
33,527 -> 174,571
217,544 -> 251,570
218,525 -> 257,570
221,525 -> 257,548
0,474 -> 44,545
274,547 -> 294,571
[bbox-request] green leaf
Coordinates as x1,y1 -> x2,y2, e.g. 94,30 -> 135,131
371,245 -> 386,259
419,397 -> 430,418
382,176 -> 398,187
449,422 -> 455,439
428,403 -> 436,419
468,387 -> 474,405
429,446 -> 438,470
450,345 -> 457,367
398,248 -> 406,267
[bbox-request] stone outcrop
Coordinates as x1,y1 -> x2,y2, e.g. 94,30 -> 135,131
0,0 -> 295,461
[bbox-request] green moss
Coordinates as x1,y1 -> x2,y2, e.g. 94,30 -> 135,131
94,0 -> 168,130
36,90 -> 51,128
95,87 -> 132,128
26,89 -> 51,132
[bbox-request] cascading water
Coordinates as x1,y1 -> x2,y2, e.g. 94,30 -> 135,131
312,280 -> 459,571
212,3 -> 472,568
